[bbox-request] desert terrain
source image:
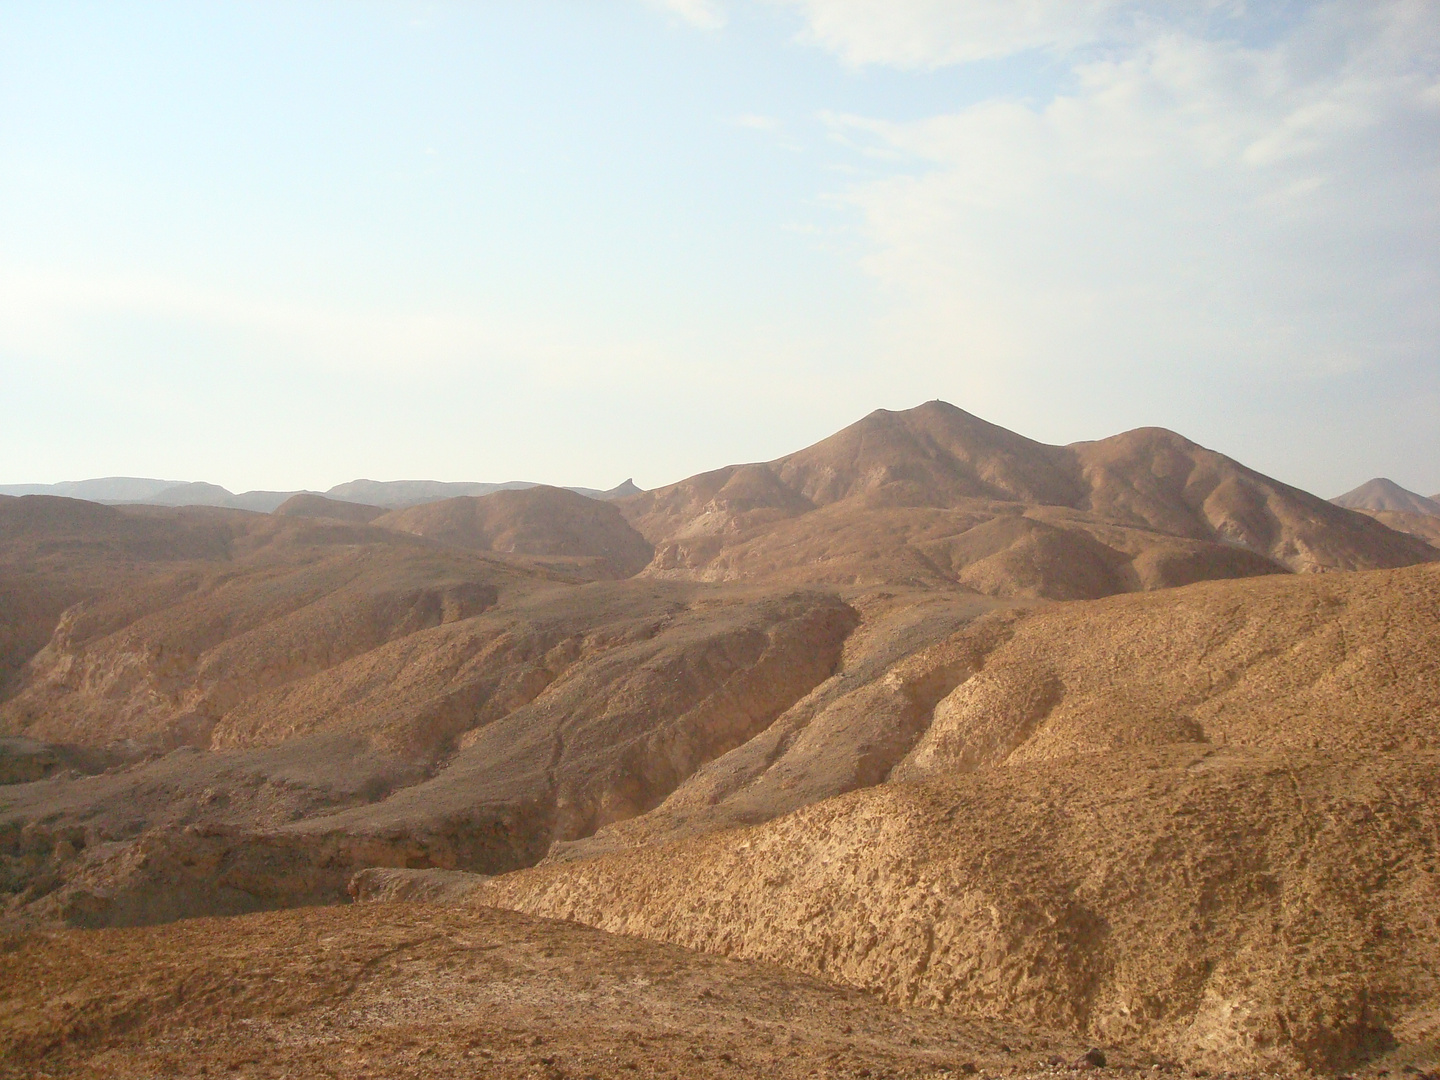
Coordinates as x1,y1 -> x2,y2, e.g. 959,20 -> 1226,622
3,402 -> 1439,1078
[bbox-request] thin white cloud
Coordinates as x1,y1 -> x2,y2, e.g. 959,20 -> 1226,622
645,0 -> 727,31
810,0 -> 1439,439
775,0 -> 1130,67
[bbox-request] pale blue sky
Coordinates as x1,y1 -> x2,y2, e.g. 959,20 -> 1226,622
2,1 -> 1437,496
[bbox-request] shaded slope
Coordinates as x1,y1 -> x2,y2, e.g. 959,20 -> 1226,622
376,486 -> 653,578
1350,509 -> 1440,549
273,492 -> 385,523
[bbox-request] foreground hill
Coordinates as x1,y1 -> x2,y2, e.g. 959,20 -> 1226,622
618,402 -> 1432,595
467,562 -> 1440,1073
0,903 -> 1080,1080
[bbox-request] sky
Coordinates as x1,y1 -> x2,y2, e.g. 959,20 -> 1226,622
1,0 -> 1437,497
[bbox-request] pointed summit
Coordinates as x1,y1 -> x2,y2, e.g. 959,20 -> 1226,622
1332,478 -> 1440,517
619,400 -> 1434,591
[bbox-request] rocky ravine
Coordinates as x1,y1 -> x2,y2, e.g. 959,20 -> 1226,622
450,563 -> 1440,1074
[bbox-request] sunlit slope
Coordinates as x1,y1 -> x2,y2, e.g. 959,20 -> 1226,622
474,562 -> 1440,1072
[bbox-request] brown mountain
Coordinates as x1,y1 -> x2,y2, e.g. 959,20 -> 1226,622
620,402 -> 1432,595
1328,480 -> 1440,548
272,492 -> 385,523
1332,477 -> 1440,516
374,485 -> 654,579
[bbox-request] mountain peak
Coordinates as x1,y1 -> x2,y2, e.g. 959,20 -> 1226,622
1332,478 -> 1440,517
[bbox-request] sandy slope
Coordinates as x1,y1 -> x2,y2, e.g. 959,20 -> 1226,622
0,902 -> 1085,1080
468,564 -> 1440,1072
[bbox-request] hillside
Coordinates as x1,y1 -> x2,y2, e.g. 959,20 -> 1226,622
3,404 -> 1439,1076
0,496 -> 251,696
1333,478 -> 1440,516
471,562 -> 1440,1072
1357,510 -> 1440,548
374,485 -> 655,578
619,402 -> 1432,595
272,492 -> 386,522
0,903 -> 1078,1079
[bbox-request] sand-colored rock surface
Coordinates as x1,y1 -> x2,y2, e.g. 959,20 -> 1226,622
2,403 -> 1439,1078
475,748 -> 1440,1074
0,586 -> 857,927
1,533 -> 518,750
0,496 -> 248,697
470,564 -> 1440,1073
0,902 -> 1089,1080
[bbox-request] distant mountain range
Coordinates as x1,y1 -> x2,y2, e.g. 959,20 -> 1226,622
0,476 -> 643,512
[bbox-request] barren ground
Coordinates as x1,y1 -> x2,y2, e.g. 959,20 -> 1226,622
3,901 -> 1091,1080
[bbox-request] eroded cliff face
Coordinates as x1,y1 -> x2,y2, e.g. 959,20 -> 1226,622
1,585 -> 861,929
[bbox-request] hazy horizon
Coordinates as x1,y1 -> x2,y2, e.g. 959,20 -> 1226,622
3,398 -> 1438,504
3,2 -> 1437,496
